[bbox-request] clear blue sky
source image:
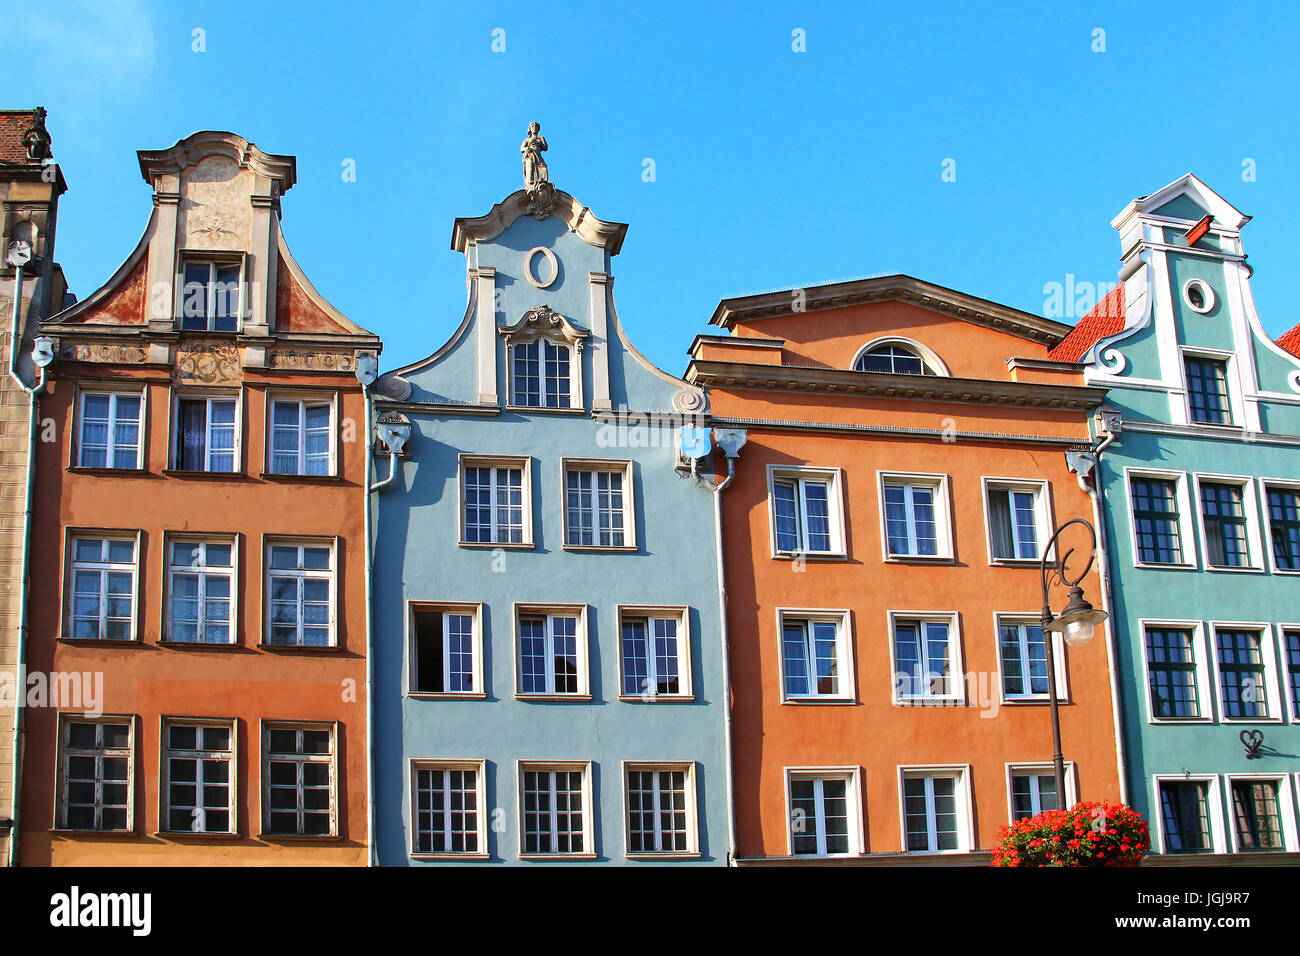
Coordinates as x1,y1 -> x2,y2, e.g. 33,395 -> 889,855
7,0 -> 1299,374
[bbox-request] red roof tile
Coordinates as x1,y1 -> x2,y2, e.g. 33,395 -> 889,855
1278,322 -> 1300,359
1048,284 -> 1126,362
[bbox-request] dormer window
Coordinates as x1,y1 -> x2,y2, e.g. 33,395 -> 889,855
179,256 -> 242,332
499,305 -> 588,411
852,339 -> 944,376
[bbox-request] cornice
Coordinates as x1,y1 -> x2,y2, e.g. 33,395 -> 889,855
686,360 -> 1109,411
137,131 -> 296,192
451,189 -> 627,254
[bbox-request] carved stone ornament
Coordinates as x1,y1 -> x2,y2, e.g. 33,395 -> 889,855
521,121 -> 549,190
23,107 -> 52,161
173,341 -> 242,385
498,305 -> 589,348
267,350 -> 355,372
527,181 -> 556,220
671,386 -> 707,414
62,343 -> 148,364
376,373 -> 412,401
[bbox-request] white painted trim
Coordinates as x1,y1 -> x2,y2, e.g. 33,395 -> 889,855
1004,761 -> 1077,820
849,336 -> 951,377
1150,774 -> 1226,855
992,613 -> 1069,703
1222,773 -> 1299,853
886,610 -> 966,706
515,759 -> 596,860
1136,619 -> 1214,724
621,760 -> 700,858
511,602 -> 591,700
407,758 -> 490,859
875,470 -> 954,562
1123,466 -> 1199,570
979,476 -> 1054,565
1207,621 -> 1284,724
405,601 -> 486,699
765,464 -> 848,560
615,604 -> 694,701
896,763 -> 975,854
774,607 -> 857,703
782,765 -> 865,858
1259,477 -> 1300,575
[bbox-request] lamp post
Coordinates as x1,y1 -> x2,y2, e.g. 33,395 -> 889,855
1039,518 -> 1108,810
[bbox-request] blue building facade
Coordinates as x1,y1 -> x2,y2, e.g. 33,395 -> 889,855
368,142 -> 728,864
1057,174 -> 1300,858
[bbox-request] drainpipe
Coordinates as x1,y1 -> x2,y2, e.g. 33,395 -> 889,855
708,428 -> 746,866
6,255 -> 51,868
353,355 -> 378,867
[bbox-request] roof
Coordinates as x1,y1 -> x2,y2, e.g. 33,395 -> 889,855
1278,322 -> 1300,359
1047,284 -> 1126,362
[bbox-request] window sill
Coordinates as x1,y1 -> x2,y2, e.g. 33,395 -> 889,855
1148,717 -> 1213,725
989,557 -> 1043,567
49,828 -> 138,837
626,852 -> 701,861
66,466 -> 150,476
894,697 -> 968,707
158,640 -> 243,650
1133,561 -> 1198,571
561,544 -> 638,554
516,694 -> 593,703
1204,565 -> 1266,574
1219,715 -> 1283,725
161,469 -> 249,481
458,541 -> 535,550
504,405 -> 586,416
884,555 -> 955,564
408,692 -> 487,700
1001,696 -> 1071,706
781,696 -> 858,705
257,642 -> 345,653
1269,567 -> 1300,575
256,833 -> 342,843
57,637 -> 145,648
154,830 -> 241,841
259,472 -> 343,483
410,851 -> 491,861
617,694 -> 695,704
773,551 -> 848,562
519,852 -> 598,861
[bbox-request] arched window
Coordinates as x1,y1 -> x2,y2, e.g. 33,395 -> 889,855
852,339 -> 945,376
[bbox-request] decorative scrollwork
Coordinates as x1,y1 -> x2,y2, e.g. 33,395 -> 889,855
1098,347 -> 1128,375
671,387 -> 706,414
1040,518 -> 1098,596
1288,369 -> 1300,394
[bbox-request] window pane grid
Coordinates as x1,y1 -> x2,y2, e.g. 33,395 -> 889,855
904,775 -> 960,852
566,468 -> 626,547
1160,781 -> 1211,853
1217,630 -> 1268,719
628,768 -> 690,853
1146,628 -> 1200,718
1232,781 -> 1284,850
1267,487 -> 1300,570
885,483 -> 939,557
1132,477 -> 1183,564
266,726 -> 334,836
62,720 -> 131,831
1000,622 -> 1049,697
463,465 -> 524,544
1185,357 -> 1232,425
1011,772 -> 1058,821
78,393 -> 141,469
790,776 -> 851,856
414,767 -> 479,853
267,544 -> 333,646
270,400 -> 332,476
520,613 -> 582,695
69,537 -> 136,641
168,540 -> 233,643
164,722 -> 233,833
522,769 -> 585,854
1201,482 -> 1250,567
895,620 -> 952,698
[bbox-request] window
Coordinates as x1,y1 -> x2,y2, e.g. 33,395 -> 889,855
1215,628 -> 1271,720
892,615 -> 961,703
985,481 -> 1048,562
1199,480 -> 1252,569
179,258 -> 240,331
1184,356 -> 1232,425
1159,780 -> 1213,853
265,541 -> 335,646
854,342 -> 936,376
520,763 -> 592,856
1130,475 -> 1186,565
67,535 -> 137,641
563,460 -> 633,549
1265,484 -> 1300,571
780,611 -> 853,701
172,396 -> 237,472
166,539 -> 234,643
1285,628 -> 1300,719
412,762 -> 486,856
162,720 -> 235,834
517,606 -> 588,697
787,769 -> 861,857
263,723 -> 336,837
410,605 -> 481,696
619,608 -> 691,700
998,619 -> 1066,701
77,392 -> 142,469
1230,779 -> 1287,851
58,717 -> 132,831
511,339 -> 572,408
901,768 -> 970,853
626,763 -> 698,856
269,398 -> 333,476
769,467 -> 844,556
1009,766 -> 1066,821
460,456 -> 529,546
1145,626 -> 1202,719
881,474 -> 951,560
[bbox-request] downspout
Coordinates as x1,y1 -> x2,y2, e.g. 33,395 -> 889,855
361,381 -> 375,866
7,261 -> 48,868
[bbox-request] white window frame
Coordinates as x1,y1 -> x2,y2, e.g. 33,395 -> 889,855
1150,774 -> 1226,855
260,720 -> 338,838
514,603 -> 590,699
408,758 -> 489,859
74,388 -> 146,470
1005,762 -> 1076,821
64,530 -> 141,642
1138,619 -> 1215,724
783,766 -> 865,858
622,761 -> 700,859
407,602 -> 484,698
159,716 -> 238,835
560,458 -> 636,551
776,608 -> 856,703
517,760 -> 595,859
981,477 -> 1053,564
887,611 -> 965,705
458,453 -> 533,548
506,337 -> 583,411
1178,346 -> 1243,429
267,393 -> 338,477
877,471 -> 953,561
994,614 -> 1069,703
1282,624 -> 1300,724
766,465 -> 847,559
1223,773 -> 1298,853
176,254 -> 245,332
169,391 -> 241,473
1259,476 -> 1300,576
163,535 -> 238,644
1124,467 -> 1199,569
897,764 -> 974,855
1192,473 -> 1264,573
57,713 -> 134,832
1208,622 -> 1283,724
617,605 -> 693,701
263,538 -> 337,648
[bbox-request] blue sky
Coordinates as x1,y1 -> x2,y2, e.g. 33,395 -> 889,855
7,0 -> 1299,373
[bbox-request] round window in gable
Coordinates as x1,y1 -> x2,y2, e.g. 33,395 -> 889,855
1183,278 -> 1215,315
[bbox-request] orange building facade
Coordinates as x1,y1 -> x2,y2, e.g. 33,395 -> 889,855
686,276 -> 1124,862
17,132 -> 379,865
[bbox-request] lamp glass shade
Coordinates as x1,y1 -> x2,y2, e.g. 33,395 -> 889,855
1063,618 -> 1095,648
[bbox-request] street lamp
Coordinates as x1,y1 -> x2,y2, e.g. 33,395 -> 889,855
1039,518 -> 1108,810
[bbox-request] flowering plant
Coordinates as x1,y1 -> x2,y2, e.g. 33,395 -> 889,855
991,801 -> 1150,867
